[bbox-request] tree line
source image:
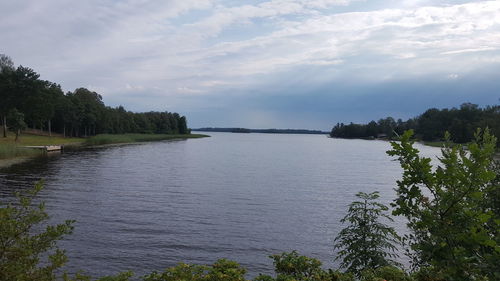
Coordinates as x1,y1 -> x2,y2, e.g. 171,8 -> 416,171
0,54 -> 189,138
330,103 -> 500,144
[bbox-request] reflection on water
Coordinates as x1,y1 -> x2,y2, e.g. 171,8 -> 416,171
0,133 -> 441,278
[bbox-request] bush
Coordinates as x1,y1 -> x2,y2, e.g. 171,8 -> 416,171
142,259 -> 246,281
360,266 -> 411,281
255,251 -> 354,281
0,181 -> 74,281
387,129 -> 499,280
333,192 -> 401,277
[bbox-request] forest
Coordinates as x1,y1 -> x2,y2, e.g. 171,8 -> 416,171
330,103 -> 500,145
0,54 -> 189,138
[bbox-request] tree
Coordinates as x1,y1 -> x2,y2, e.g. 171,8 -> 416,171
72,88 -> 105,136
0,54 -> 14,72
333,191 -> 401,277
7,108 -> 27,142
178,116 -> 188,134
0,181 -> 74,281
387,129 -> 499,280
0,54 -> 15,137
366,121 -> 378,138
378,117 -> 396,137
11,66 -> 42,119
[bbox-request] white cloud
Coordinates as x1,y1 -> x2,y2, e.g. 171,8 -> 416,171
177,86 -> 203,94
1,0 -> 499,113
441,47 -> 498,55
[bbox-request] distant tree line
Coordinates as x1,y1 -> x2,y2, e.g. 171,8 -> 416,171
330,103 -> 500,144
0,54 -> 189,138
194,127 -> 327,134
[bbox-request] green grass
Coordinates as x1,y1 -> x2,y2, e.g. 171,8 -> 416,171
1,132 -> 208,160
84,133 -> 209,146
0,144 -> 43,159
0,132 -> 84,160
0,132 -> 84,146
0,132 -> 208,161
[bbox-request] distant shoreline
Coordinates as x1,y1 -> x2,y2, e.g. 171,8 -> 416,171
192,127 -> 328,135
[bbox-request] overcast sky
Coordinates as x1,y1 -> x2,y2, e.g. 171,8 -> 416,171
1,0 -> 499,130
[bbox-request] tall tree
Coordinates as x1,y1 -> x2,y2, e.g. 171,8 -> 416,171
72,88 -> 104,136
0,54 -> 15,137
0,54 -> 14,71
10,66 -> 43,129
7,108 -> 27,142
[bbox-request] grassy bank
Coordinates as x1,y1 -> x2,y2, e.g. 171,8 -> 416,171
1,132 -> 208,163
84,133 -> 209,146
0,132 -> 84,161
0,132 -> 84,146
0,144 -> 43,159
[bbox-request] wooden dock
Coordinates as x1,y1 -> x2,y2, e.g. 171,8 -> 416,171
24,145 -> 62,152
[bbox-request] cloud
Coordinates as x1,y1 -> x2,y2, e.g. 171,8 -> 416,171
441,47 -> 498,55
1,0 -> 499,128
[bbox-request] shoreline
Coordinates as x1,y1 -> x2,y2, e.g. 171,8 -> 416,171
0,156 -> 37,169
329,136 -> 500,156
0,133 -> 210,169
328,135 -> 457,148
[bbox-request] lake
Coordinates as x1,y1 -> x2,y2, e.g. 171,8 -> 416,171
0,132 -> 441,278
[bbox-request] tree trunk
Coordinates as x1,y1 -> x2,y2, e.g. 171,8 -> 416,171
63,124 -> 66,138
2,115 -> 6,138
48,120 -> 52,137
15,129 -> 20,142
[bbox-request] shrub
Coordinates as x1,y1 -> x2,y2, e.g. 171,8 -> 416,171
333,192 -> 401,277
142,259 -> 246,281
255,251 -> 354,281
0,181 -> 74,281
387,129 -> 499,280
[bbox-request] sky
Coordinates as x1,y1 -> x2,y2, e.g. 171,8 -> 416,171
1,0 -> 499,130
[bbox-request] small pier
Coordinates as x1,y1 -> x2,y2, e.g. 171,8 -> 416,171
24,145 -> 62,152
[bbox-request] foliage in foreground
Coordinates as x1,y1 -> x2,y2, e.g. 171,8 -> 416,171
0,181 -> 74,281
387,129 -> 499,280
333,192 -> 400,276
0,183 -> 435,281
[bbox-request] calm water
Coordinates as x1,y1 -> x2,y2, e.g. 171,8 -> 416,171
0,133 -> 441,278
